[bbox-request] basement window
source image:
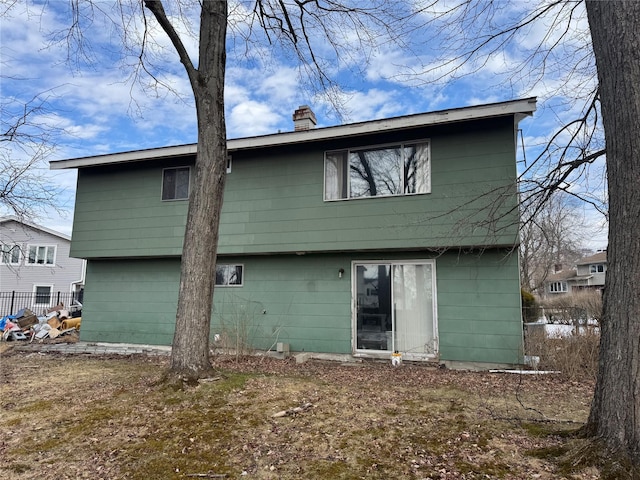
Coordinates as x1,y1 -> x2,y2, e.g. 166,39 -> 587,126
33,285 -> 52,306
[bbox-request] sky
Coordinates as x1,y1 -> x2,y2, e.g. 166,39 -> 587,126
1,0 -> 608,250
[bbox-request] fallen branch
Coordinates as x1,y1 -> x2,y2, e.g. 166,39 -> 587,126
272,402 -> 313,418
185,473 -> 227,478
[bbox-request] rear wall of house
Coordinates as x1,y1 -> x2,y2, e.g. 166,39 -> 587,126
79,249 -> 522,365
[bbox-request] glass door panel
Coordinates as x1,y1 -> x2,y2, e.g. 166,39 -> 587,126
393,264 -> 435,356
355,264 -> 392,351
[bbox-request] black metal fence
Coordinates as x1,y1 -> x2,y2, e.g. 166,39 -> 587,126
0,291 -> 83,317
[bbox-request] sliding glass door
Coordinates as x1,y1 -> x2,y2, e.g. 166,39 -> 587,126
354,261 -> 437,359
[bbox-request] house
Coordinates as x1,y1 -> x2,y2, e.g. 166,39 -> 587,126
50,98 -> 536,367
545,251 -> 607,295
0,216 -> 85,314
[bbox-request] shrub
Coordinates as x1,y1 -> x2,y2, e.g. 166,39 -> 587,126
524,327 -> 599,381
539,290 -> 603,327
521,289 -> 540,323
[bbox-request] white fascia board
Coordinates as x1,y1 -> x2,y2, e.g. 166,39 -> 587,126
50,97 -> 536,170
50,143 -> 198,170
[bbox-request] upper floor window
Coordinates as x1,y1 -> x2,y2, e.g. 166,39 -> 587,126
215,264 -> 243,286
590,264 -> 605,273
27,245 -> 56,266
549,281 -> 568,293
162,167 -> 190,200
1,243 -> 21,265
324,141 -> 430,200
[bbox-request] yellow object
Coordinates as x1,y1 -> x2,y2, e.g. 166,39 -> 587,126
61,317 -> 81,331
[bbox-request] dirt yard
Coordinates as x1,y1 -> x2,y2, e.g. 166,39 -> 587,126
0,345 -> 600,479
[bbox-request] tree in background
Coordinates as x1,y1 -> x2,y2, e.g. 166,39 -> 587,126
1,92 -> 62,219
519,192 -> 588,294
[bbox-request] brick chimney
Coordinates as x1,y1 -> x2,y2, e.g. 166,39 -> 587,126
292,105 -> 317,131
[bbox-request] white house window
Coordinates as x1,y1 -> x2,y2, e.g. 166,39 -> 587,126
324,141 -> 430,200
590,264 -> 605,273
215,264 -> 243,286
27,245 -> 56,266
162,167 -> 190,200
1,243 -> 21,265
33,285 -> 52,306
549,281 -> 568,293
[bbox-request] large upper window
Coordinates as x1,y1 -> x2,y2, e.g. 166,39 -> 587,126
1,243 -> 21,265
324,141 -> 430,200
27,245 -> 55,266
215,264 -> 243,286
162,167 -> 190,200
590,264 -> 605,273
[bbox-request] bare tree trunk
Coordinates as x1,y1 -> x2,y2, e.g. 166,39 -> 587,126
144,0 -> 228,379
585,0 -> 640,468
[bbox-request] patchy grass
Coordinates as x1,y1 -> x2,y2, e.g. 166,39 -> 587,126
0,347 -> 601,479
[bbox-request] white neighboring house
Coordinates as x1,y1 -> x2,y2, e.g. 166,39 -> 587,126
544,251 -> 607,296
0,216 -> 85,314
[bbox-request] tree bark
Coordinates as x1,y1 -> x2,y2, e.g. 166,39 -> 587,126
585,0 -> 640,467
149,0 -> 228,379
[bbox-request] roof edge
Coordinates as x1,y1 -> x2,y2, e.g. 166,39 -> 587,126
0,215 -> 71,241
51,97 -> 536,170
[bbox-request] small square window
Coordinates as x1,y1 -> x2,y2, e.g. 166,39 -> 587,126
162,167 -> 190,200
34,285 -> 52,305
215,264 -> 243,286
1,243 -> 21,265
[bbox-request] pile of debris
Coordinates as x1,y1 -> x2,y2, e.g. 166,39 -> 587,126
0,303 -> 82,344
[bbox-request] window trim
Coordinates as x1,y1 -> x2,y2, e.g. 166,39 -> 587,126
161,166 -> 191,201
33,284 -> 53,306
215,264 -> 244,287
0,243 -> 21,266
26,244 -> 56,266
590,264 -> 605,273
324,139 -> 431,201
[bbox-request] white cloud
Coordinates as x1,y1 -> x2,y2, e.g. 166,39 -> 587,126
228,101 -> 284,137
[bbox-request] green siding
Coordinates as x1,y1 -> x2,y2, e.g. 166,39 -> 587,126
435,251 -> 523,364
79,259 -> 181,345
79,250 -> 523,365
70,117 -> 519,259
